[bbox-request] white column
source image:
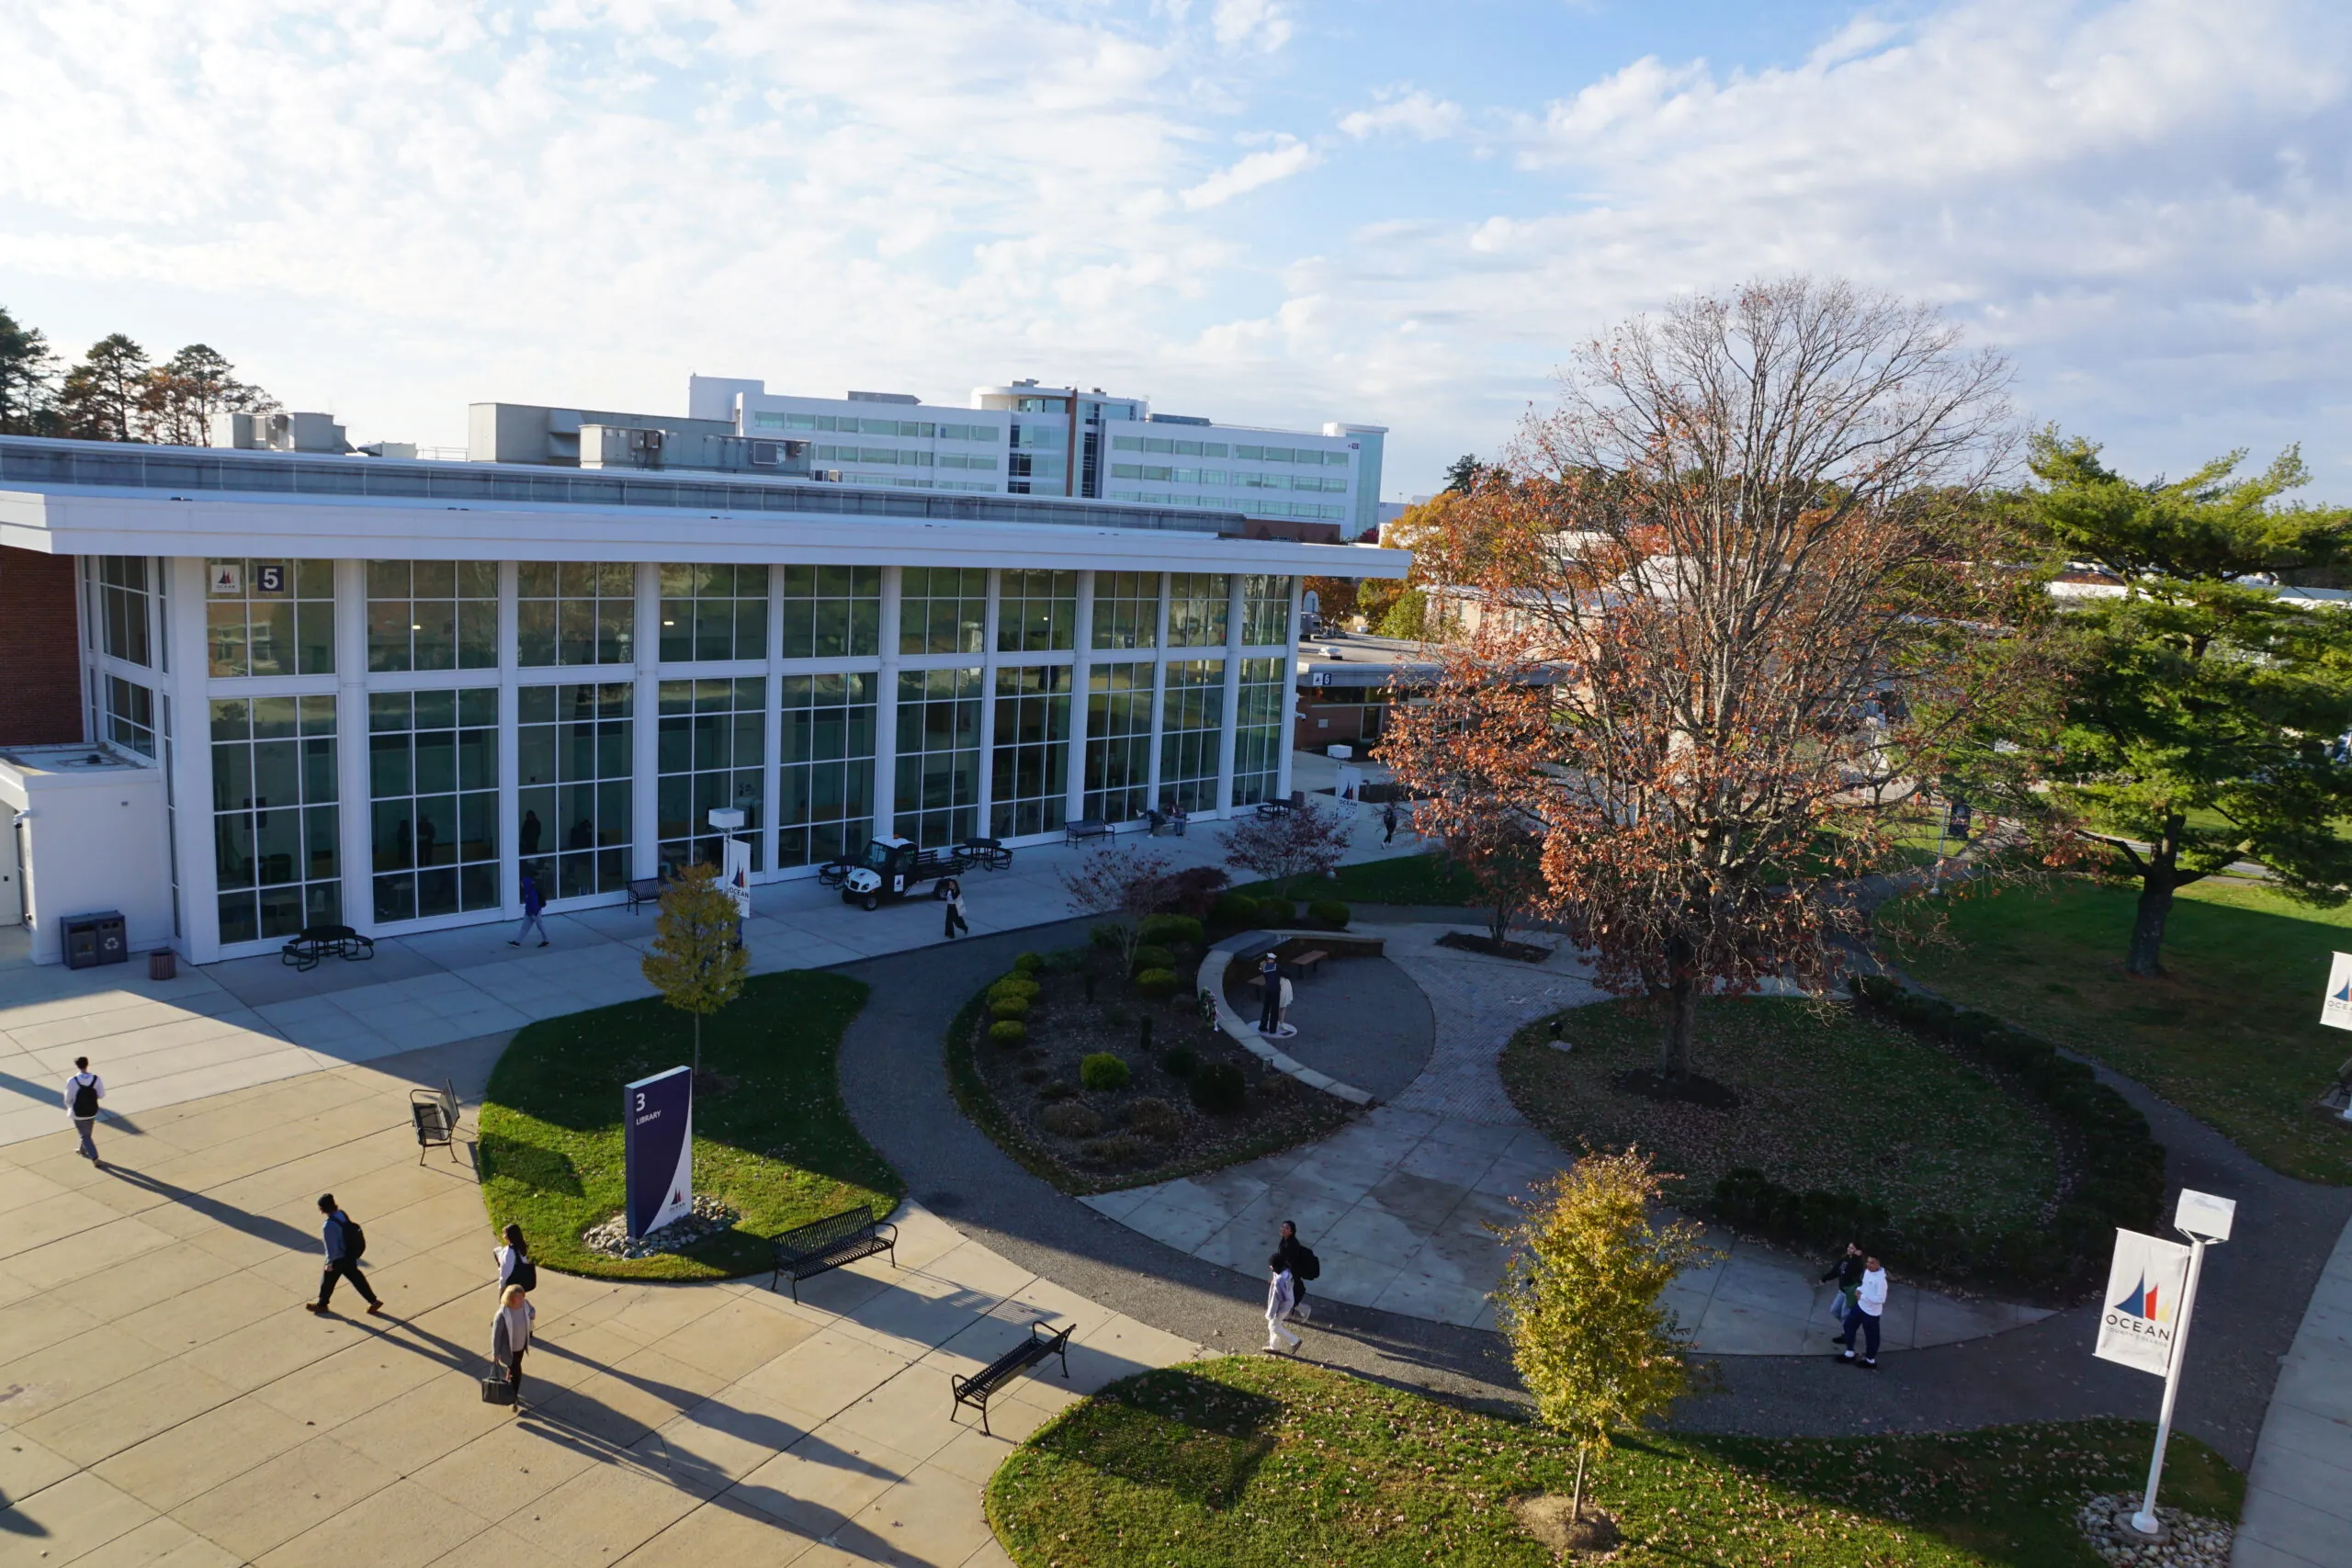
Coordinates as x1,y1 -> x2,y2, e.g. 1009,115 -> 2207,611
1215,574 -> 1242,816
631,562 -> 661,880
1275,575 -> 1302,804
871,566 -> 901,841
975,570 -> 1001,838
334,558 -> 373,935
762,562 -> 788,874
496,560 -> 520,913
1066,571 -> 1093,823
1144,572 -> 1170,810
168,558 -> 221,963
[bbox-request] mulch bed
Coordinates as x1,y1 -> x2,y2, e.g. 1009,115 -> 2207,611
1436,931 -> 1555,963
958,948 -> 1352,1195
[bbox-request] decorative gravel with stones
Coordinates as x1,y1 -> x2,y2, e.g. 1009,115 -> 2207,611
2075,1495 -> 2235,1568
953,948 -> 1352,1194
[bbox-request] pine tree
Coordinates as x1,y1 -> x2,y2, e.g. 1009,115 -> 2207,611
0,307 -> 58,434
58,333 -> 151,442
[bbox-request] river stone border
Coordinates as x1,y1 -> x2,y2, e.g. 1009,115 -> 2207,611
1196,932 -> 1379,1107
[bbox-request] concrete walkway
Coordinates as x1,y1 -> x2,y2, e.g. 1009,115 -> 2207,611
0,807 -> 1404,1146
2233,1205 -> 2352,1568
1090,921 -> 2054,1352
0,1037 -> 1199,1567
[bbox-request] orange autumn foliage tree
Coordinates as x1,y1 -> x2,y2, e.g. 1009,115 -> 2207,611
1385,277 -> 2041,1083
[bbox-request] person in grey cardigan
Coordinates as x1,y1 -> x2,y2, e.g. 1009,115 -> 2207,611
492,1282 -> 535,1410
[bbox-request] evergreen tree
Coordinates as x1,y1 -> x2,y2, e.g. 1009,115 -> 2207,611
57,333 -> 151,442
0,307 -> 58,434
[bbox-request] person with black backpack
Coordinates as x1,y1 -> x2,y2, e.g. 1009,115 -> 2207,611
494,1223 -> 537,1295
62,1056 -> 104,1164
1273,1220 -> 1320,1325
305,1193 -> 386,1315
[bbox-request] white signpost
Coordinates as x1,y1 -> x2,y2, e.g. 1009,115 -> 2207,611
2095,1189 -> 2235,1539
2321,952 -> 2352,1033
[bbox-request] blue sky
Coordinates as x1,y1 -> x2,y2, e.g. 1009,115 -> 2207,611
3,0 -> 2347,500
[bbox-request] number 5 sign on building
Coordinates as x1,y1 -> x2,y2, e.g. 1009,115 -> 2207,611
2096,1189 -> 2235,1540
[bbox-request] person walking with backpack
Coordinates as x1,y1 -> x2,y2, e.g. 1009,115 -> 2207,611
943,877 -> 969,940
510,871 -> 548,947
491,1282 -> 535,1412
1273,1220 -> 1318,1324
494,1223 -> 537,1295
306,1193 -> 386,1315
62,1057 -> 103,1164
1838,1256 -> 1888,1368
1820,1241 -> 1865,1337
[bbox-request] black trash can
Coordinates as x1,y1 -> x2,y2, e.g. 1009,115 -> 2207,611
62,910 -> 128,969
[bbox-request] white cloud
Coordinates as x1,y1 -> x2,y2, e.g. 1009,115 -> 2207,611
1338,88 -> 1464,141
1211,0 -> 1291,52
1179,139 -> 1321,209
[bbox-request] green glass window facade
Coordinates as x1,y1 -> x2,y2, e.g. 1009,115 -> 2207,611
1158,658 -> 1225,813
1167,572 -> 1229,648
989,665 -> 1070,837
207,558 -> 335,677
516,682 -> 634,899
779,565 -> 881,660
105,675 -> 155,759
369,687 -> 499,923
899,568 -> 988,655
1233,657 -> 1286,806
657,677 -> 766,874
779,673 -> 876,867
995,570 -> 1076,654
1240,575 -> 1294,647
658,563 -> 768,663
211,694 -> 339,944
96,556 -> 153,667
1083,663 -> 1153,821
517,562 -> 635,667
367,560 -> 497,671
1091,571 -> 1159,650
894,667 -> 981,849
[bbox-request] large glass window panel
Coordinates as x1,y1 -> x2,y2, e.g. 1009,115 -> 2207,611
516,562 -> 635,668
104,675 -> 155,758
205,558 -> 336,677
1167,573 -> 1229,648
898,568 -> 987,655
778,673 -> 876,867
1233,657 -> 1286,806
1090,571 -> 1160,651
97,557 -> 153,666
657,563 -> 769,663
1083,663 -> 1155,822
1158,658 -> 1225,813
893,667 -> 981,849
368,686 -> 499,923
779,565 -> 881,660
211,694 -> 339,944
995,570 -> 1076,654
368,559 -> 497,671
516,682 -> 634,899
1240,575 -> 1294,647
656,677 -> 766,874
989,666 -> 1070,838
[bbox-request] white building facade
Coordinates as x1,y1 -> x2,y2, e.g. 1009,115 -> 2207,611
0,436 -> 1406,965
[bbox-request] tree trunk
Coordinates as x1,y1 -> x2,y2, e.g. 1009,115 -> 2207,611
693,1012 -> 702,1084
2125,815 -> 2184,977
1660,973 -> 1700,1079
1489,898 -> 1513,946
1571,1441 -> 1589,1522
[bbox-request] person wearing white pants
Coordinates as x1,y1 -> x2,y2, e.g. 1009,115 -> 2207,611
1265,1262 -> 1303,1352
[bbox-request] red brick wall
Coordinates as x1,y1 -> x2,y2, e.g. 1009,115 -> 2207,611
0,547 -> 85,744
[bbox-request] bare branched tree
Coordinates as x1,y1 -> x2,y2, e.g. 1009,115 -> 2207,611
1387,277 -> 2037,1084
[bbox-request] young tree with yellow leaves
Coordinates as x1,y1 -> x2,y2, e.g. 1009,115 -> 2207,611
1492,1148 -> 1708,1529
640,864 -> 749,1086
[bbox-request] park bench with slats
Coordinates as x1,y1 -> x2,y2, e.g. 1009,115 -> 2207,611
950,1321 -> 1072,1435
770,1205 -> 897,1300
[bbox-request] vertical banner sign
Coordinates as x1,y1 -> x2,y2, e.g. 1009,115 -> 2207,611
2320,953 -> 2352,1032
623,1066 -> 694,1239
2096,1229 -> 2194,1377
721,838 -> 752,927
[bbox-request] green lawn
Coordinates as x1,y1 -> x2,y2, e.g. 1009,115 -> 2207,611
1502,998 -> 2060,1233
987,1357 -> 2240,1568
1884,875 -> 2352,1184
1238,851 -> 1487,907
477,971 -> 902,1280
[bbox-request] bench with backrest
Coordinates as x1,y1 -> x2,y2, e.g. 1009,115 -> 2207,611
770,1205 -> 897,1300
1064,818 -> 1110,846
951,1320 -> 1072,1435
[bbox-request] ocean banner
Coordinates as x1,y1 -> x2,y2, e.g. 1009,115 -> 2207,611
2095,1228 -> 2193,1378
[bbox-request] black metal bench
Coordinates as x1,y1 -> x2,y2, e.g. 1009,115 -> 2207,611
626,874 -> 668,913
409,1080 -> 460,1165
770,1205 -> 897,1300
1256,790 -> 1306,817
957,837 -> 1013,872
280,924 -> 375,972
1064,818 -> 1110,846
951,1321 -> 1072,1435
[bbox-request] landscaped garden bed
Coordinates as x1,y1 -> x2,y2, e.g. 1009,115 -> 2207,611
949,936 -> 1352,1194
478,971 -> 902,1280
985,1355 -> 2242,1568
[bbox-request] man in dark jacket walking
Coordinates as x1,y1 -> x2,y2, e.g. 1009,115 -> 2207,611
1820,1241 -> 1864,1336
1273,1220 -> 1315,1324
305,1193 -> 386,1315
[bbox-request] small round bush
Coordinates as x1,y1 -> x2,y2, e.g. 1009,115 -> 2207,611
1037,1079 -> 1076,1101
1310,899 -> 1351,929
1090,921 -> 1125,950
1080,1133 -> 1152,1168
1189,1062 -> 1248,1115
989,996 -> 1031,1022
1080,1052 -> 1131,1091
1130,944 -> 1176,976
1210,892 -> 1260,929
989,974 -> 1041,1000
1040,1102 -> 1104,1138
1159,1044 -> 1198,1078
1257,1072 -> 1297,1102
987,1020 -> 1027,1047
1256,897 -> 1295,924
1122,1097 -> 1183,1141
1134,967 -> 1180,1002
1013,951 -> 1046,973
1139,914 -> 1204,950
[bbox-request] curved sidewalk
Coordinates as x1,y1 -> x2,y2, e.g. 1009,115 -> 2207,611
1090,921 -> 2054,1353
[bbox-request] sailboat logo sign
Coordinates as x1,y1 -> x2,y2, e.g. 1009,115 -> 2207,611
2095,1230 -> 2192,1377
2323,953 -> 2352,1032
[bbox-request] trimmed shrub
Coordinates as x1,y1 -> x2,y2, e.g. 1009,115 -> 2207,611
1210,892 -> 1261,930
1080,1053 -> 1131,1092
1037,1079 -> 1076,1101
1080,1133 -> 1152,1167
1159,1045 -> 1199,1078
986,1020 -> 1027,1048
1134,967 -> 1180,1002
1139,914 -> 1205,950
1091,921 -> 1125,951
1309,899 -> 1351,929
1040,1102 -> 1104,1138
1013,952 -> 1046,973
989,975 -> 1041,1002
989,997 -> 1032,1022
1122,1097 -> 1184,1140
1130,944 -> 1176,976
1190,1062 -> 1248,1114
1256,897 -> 1296,924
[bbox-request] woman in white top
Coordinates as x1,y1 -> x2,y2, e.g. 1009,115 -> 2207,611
493,1223 -> 536,1292
491,1282 -> 535,1410
1265,1260 -> 1303,1353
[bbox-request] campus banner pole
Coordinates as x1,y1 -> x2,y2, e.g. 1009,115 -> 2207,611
2129,1233 -> 2208,1537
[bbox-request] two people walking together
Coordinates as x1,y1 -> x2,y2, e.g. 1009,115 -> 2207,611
1821,1241 -> 1889,1368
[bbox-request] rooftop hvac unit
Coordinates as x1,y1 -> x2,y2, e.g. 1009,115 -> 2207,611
750,441 -> 781,466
